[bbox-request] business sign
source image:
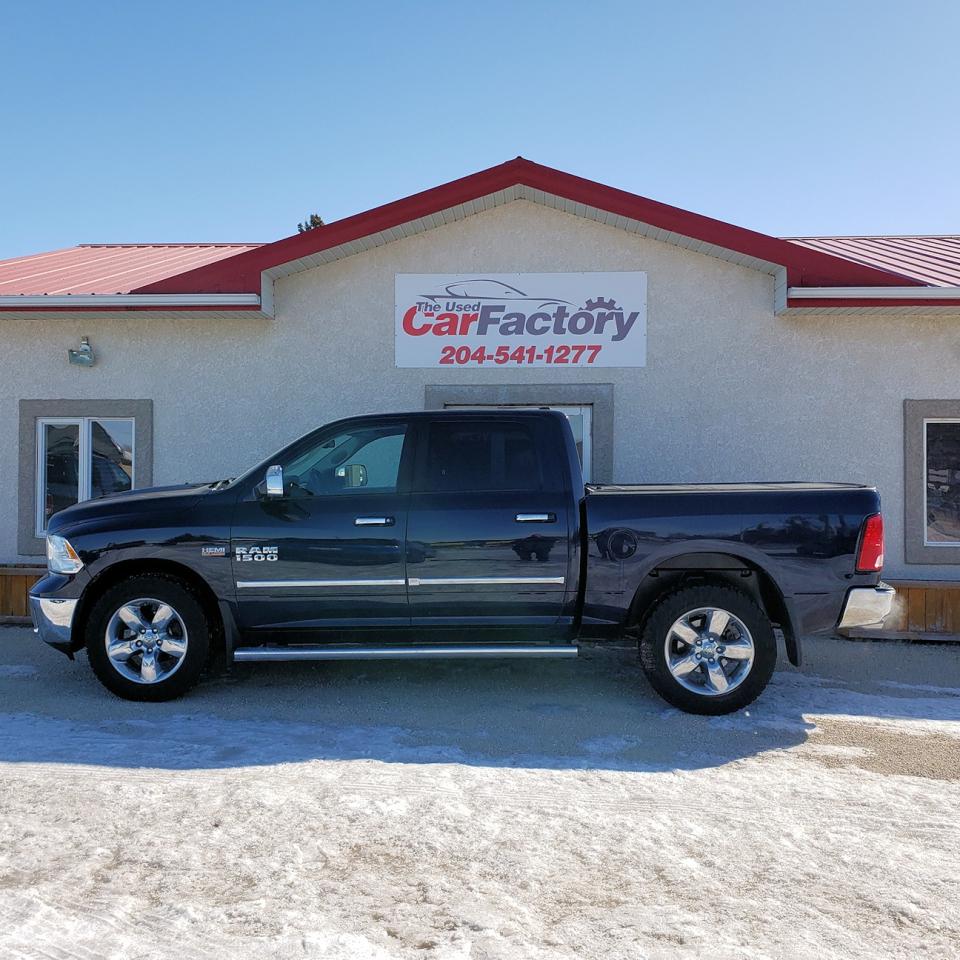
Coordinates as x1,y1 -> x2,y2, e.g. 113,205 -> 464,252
395,273 -> 646,368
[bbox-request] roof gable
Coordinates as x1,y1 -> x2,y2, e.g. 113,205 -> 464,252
133,158 -> 926,296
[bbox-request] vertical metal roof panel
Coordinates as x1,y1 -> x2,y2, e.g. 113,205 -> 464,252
0,243 -> 262,295
786,237 -> 960,287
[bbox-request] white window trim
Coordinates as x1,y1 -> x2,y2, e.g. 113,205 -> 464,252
35,416 -> 136,537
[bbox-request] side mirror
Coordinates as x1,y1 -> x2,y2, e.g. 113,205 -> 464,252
265,464 -> 284,498
335,463 -> 368,488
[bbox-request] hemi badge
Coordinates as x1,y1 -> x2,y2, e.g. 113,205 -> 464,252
201,545 -> 227,557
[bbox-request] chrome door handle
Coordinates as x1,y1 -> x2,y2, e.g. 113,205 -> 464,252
354,516 -> 395,526
515,513 -> 556,523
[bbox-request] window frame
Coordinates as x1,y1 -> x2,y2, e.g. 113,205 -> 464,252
921,417 -> 960,548
904,399 -> 960,564
35,416 -> 136,537
18,400 -> 153,556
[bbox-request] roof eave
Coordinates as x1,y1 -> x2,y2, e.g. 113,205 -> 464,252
782,285 -> 960,315
0,293 -> 261,307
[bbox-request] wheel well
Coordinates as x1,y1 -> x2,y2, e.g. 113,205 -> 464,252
72,559 -> 225,657
626,553 -> 799,665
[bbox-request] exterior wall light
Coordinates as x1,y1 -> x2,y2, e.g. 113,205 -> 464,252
68,336 -> 95,367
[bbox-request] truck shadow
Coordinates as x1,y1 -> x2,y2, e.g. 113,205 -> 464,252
2,633 -> 957,774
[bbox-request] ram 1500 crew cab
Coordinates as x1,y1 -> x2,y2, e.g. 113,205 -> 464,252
30,410 -> 894,714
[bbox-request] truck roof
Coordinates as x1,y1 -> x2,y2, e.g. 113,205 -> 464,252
348,409 -> 568,420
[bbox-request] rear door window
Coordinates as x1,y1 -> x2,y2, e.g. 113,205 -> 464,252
420,420 -> 544,493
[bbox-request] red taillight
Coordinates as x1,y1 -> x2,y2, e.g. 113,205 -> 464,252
856,513 -> 884,573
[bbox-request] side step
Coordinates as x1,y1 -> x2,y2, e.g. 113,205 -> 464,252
233,643 -> 579,662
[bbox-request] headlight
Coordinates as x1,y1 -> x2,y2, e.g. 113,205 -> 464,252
46,535 -> 84,574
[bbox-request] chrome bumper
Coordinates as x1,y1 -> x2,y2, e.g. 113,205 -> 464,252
838,583 -> 895,630
29,594 -> 78,651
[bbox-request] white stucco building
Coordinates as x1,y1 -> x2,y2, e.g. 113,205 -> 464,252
2,158 -> 959,634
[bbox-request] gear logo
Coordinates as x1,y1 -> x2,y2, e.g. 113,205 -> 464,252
585,296 -> 619,311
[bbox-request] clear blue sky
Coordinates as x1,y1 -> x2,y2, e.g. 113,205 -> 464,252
2,0 -> 958,259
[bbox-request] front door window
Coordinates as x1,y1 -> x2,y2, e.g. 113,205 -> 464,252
280,423 -> 407,496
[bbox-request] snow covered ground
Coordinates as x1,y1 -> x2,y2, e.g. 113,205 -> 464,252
1,628 -> 958,960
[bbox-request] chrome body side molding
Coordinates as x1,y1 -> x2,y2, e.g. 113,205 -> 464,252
237,576 -> 565,589
407,576 -> 565,587
236,578 -> 406,589
234,644 -> 579,662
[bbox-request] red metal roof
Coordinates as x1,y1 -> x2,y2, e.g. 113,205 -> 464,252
0,243 -> 262,296
1,161 -> 959,310
136,158 -> 926,296
785,236 -> 960,287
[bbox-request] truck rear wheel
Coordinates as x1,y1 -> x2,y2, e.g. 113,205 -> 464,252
85,574 -> 210,702
638,583 -> 776,715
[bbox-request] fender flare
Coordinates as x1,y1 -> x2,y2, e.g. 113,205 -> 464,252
624,539 -> 802,667
71,555 -> 227,654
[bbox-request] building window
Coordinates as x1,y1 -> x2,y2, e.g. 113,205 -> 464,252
36,417 -> 135,536
18,400 -> 152,556
904,400 -> 960,564
924,420 -> 960,545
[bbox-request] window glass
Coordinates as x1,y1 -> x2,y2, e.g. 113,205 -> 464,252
443,403 -> 592,481
926,421 -> 960,543
284,424 -> 407,496
36,416 -> 136,535
91,419 -> 134,498
424,421 -> 542,492
42,423 -> 80,527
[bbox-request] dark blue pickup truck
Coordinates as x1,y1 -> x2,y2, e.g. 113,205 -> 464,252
30,409 -> 893,714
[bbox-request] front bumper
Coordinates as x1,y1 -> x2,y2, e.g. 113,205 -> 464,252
838,582 -> 896,630
29,594 -> 79,655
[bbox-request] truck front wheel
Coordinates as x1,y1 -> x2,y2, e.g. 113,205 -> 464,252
85,574 -> 211,702
638,584 -> 776,715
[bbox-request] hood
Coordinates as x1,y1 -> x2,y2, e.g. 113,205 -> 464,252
46,482 -> 212,534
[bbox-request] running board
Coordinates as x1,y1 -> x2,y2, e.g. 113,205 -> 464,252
233,644 -> 579,662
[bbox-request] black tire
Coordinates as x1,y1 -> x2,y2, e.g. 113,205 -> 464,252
638,583 -> 776,715
85,574 -> 211,702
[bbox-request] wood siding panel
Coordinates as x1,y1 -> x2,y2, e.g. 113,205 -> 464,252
0,567 -> 44,618
847,580 -> 960,640
907,588 -> 926,632
925,587 -> 945,634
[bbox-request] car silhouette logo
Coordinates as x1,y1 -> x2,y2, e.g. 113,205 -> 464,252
420,279 -> 574,309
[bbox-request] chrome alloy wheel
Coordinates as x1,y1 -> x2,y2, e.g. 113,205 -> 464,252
104,597 -> 189,684
663,606 -> 755,697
